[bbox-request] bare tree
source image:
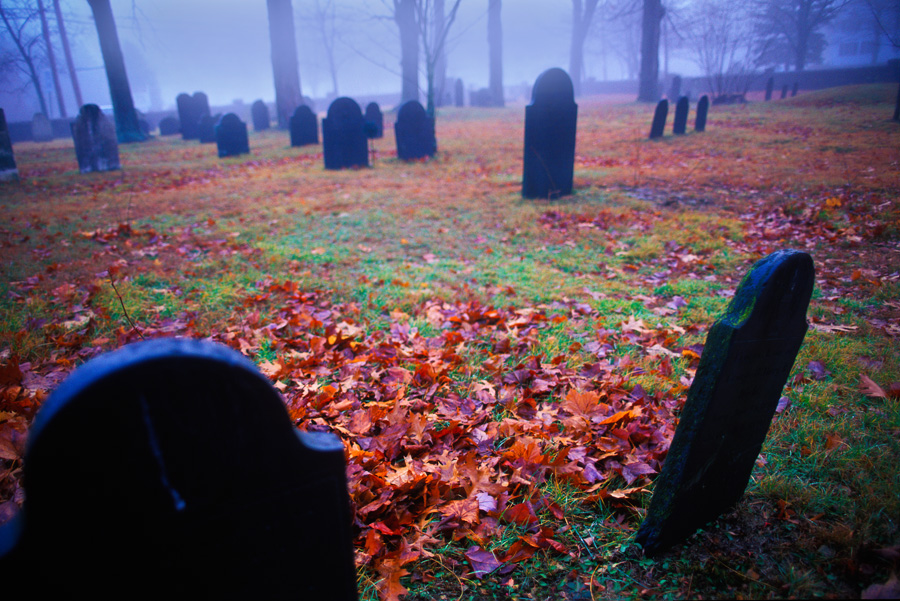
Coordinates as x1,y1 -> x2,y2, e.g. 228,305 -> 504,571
0,0 -> 49,116
570,0 -> 601,96
638,0 -> 665,101
307,0 -> 340,96
394,0 -> 419,102
753,0 -> 846,71
52,0 -> 81,108
267,0 -> 303,128
433,0 -> 447,105
413,0 -> 463,116
488,0 -> 503,106
36,0 -> 65,117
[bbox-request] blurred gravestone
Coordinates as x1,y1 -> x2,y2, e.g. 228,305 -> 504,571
71,104 -> 120,173
290,105 -> 318,147
636,249 -> 814,555
322,97 -> 368,170
454,78 -> 464,107
194,92 -> 211,119
522,67 -> 577,200
648,99 -> 668,139
781,85 -> 788,99
695,95 -> 709,132
176,93 -> 204,140
251,100 -> 270,132
364,102 -> 384,139
0,109 -> 18,182
791,82 -> 799,97
32,113 -> 52,142
198,113 -> 221,144
673,96 -> 689,135
0,338 -> 359,599
469,88 -> 492,107
215,113 -> 249,158
765,77 -> 774,101
394,100 -> 436,161
158,116 -> 180,136
668,75 -> 682,101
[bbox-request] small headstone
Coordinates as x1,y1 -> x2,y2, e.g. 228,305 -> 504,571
322,97 -> 368,170
454,78 -> 464,107
251,100 -> 270,132
791,82 -> 799,97
781,85 -> 788,99
394,100 -> 436,161
672,96 -> 689,135
521,67 -> 577,200
364,102 -> 383,139
198,113 -> 221,144
158,116 -> 180,136
32,113 -> 53,142
70,104 -> 120,173
636,249 -> 815,555
290,105 -> 318,147
765,77 -> 774,101
695,95 -> 709,132
0,108 -> 18,182
215,113 -> 249,158
668,75 -> 682,101
648,99 -> 668,139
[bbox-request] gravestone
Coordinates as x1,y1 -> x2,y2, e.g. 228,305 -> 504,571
668,75 -> 682,101
158,116 -> 180,136
290,105 -> 318,146
455,78 -> 464,107
781,85 -> 788,99
322,97 -> 368,170
521,67 -> 577,200
176,93 -> 202,140
364,102 -> 384,139
70,104 -> 120,173
251,100 -> 270,132
215,113 -> 249,158
765,77 -> 774,101
791,82 -> 799,97
672,96 -> 689,135
198,113 -> 221,144
394,100 -> 436,161
695,95 -> 709,132
32,113 -> 52,142
194,91 -> 211,119
469,88 -> 492,107
0,108 -> 18,182
648,99 -> 668,139
0,338 -> 359,599
636,249 -> 815,555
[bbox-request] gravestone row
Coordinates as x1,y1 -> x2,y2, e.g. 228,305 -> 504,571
648,95 -> 709,139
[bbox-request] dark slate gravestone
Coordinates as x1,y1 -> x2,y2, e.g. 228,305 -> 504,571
71,104 -> 120,173
695,95 -> 709,132
765,77 -> 774,101
251,99 -> 270,132
0,338 -> 359,599
364,102 -> 384,139
177,93 -> 203,140
636,249 -> 814,555
672,96 -> 689,135
0,108 -> 18,182
198,113 -> 221,144
648,99 -> 668,139
455,78 -> 464,107
791,82 -> 799,97
290,105 -> 318,147
522,67 -> 577,200
215,113 -> 249,158
668,75 -> 682,102
781,85 -> 788,99
32,113 -> 52,142
395,100 -> 436,161
194,91 -> 211,119
158,115 -> 180,136
322,97 -> 368,170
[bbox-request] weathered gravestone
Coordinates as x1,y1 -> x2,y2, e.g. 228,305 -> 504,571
673,96 -> 689,135
695,95 -> 709,132
32,113 -> 53,142
781,85 -> 788,99
395,100 -> 436,161
364,102 -> 384,139
194,91 -> 211,119
522,67 -> 577,200
791,82 -> 799,97
176,92 -> 209,140
290,105 -> 318,147
455,78 -> 465,107
323,97 -> 368,170
648,99 -> 668,139
215,113 -> 249,158
636,249 -> 815,555
158,116 -> 180,136
251,100 -> 270,132
765,77 -> 774,101
0,109 -> 18,182
198,113 -> 222,144
668,75 -> 682,102
0,338 -> 359,599
71,104 -> 120,173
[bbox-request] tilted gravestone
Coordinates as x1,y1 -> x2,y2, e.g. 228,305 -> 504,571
158,116 -> 180,136
215,113 -> 249,158
198,113 -> 221,144
0,108 -> 18,182
648,99 -> 668,139
672,96 -> 689,135
636,249 -> 815,555
695,95 -> 709,132
522,67 -> 577,200
395,100 -> 436,161
765,77 -> 774,101
454,78 -> 464,107
290,105 -> 318,147
781,85 -> 788,99
364,102 -> 384,139
323,97 -> 368,170
71,104 -> 120,173
251,100 -> 270,132
791,82 -> 799,97
32,113 -> 53,142
0,338 -> 359,599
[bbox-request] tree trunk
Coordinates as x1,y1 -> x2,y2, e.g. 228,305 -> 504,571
54,0 -> 83,108
434,0 -> 447,107
637,0 -> 664,102
488,0 -> 504,107
396,0 -> 419,103
87,0 -> 145,142
37,0 -> 66,117
894,79 -> 899,122
267,0 -> 303,129
569,0 -> 599,97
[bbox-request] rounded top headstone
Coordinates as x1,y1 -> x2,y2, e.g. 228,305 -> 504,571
327,97 -> 363,120
292,105 -> 314,119
397,100 -> 426,121
217,113 -> 242,128
365,102 -> 381,117
530,68 -> 575,106
79,104 -> 103,121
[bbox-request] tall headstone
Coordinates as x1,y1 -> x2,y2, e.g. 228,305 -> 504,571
648,99 -> 668,139
193,92 -> 210,119
32,113 -> 53,142
780,85 -> 788,99
158,116 -> 180,136
176,93 -> 203,140
672,96 -> 689,135
364,102 -> 384,139
251,100 -> 270,132
454,78 -> 464,107
198,113 -> 221,144
394,100 -> 436,161
215,113 -> 249,158
764,77 -> 774,101
668,75 -> 682,101
791,82 -> 799,97
290,105 -> 318,147
0,108 -> 18,182
695,95 -> 709,132
70,104 -> 120,173
636,250 -> 815,555
521,67 -> 577,200
322,97 -> 368,170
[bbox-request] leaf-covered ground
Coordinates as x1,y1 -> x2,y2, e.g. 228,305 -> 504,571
1,84 -> 899,599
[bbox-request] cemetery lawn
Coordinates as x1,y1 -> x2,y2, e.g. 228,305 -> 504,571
1,84 -> 899,599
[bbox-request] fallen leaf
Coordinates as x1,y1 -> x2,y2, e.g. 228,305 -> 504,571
465,546 -> 502,578
860,375 -> 887,399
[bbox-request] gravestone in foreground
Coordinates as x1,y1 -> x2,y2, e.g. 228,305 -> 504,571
673,96 -> 689,135
158,116 -> 180,136
695,95 -> 709,132
395,100 -> 436,161
290,105 -> 318,146
0,108 -> 18,182
32,113 -> 52,142
323,97 -> 368,170
765,77 -> 774,101
251,100 -> 270,132
648,99 -> 668,139
71,104 -> 120,173
215,113 -> 249,158
522,67 -> 577,200
636,249 -> 815,555
0,338 -> 359,599
364,102 -> 384,139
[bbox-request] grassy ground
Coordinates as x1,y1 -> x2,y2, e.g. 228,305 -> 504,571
1,84 -> 898,599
